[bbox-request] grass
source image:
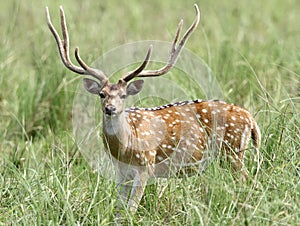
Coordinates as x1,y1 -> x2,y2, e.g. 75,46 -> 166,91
0,0 -> 299,225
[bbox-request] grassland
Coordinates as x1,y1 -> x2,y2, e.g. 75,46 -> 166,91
0,0 -> 299,225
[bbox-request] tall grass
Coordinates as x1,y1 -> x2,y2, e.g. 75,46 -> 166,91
0,0 -> 299,225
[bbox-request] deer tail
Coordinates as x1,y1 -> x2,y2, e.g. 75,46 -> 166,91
251,119 -> 261,163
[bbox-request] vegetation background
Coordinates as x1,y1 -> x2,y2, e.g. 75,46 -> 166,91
0,0 -> 299,225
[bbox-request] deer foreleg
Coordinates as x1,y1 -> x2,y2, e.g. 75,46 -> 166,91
115,165 -> 149,215
127,169 -> 149,213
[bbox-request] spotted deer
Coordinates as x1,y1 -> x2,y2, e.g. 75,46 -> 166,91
46,4 -> 260,215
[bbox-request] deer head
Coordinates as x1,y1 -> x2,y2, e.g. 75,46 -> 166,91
45,4 -> 200,118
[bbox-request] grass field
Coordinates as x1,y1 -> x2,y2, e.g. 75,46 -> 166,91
0,0 -> 299,225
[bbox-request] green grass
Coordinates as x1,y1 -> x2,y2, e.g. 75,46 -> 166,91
0,0 -> 299,225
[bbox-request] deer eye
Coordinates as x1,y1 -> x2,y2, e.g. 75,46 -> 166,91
120,94 -> 127,99
99,92 -> 105,98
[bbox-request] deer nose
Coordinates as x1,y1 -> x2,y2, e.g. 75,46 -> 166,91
104,105 -> 117,115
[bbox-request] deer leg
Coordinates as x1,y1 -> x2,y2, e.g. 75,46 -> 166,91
115,173 -> 132,219
127,169 -> 149,214
227,150 -> 248,182
115,165 -> 149,215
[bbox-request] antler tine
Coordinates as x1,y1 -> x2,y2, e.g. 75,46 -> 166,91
137,4 -> 200,78
74,47 -> 108,82
46,6 -> 107,82
46,6 -> 85,74
122,45 -> 153,82
176,4 -> 200,55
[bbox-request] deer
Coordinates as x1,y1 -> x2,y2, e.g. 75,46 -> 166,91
45,4 -> 261,216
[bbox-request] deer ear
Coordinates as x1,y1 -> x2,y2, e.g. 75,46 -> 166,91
83,78 -> 101,95
126,80 -> 144,96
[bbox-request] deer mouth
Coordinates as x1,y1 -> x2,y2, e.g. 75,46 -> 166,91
105,112 -> 117,117
104,105 -> 118,116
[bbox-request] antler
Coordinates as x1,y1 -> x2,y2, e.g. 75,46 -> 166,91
45,6 -> 108,83
122,4 -> 200,82
122,45 -> 153,82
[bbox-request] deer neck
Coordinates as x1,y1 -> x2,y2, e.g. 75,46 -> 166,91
102,112 -> 130,154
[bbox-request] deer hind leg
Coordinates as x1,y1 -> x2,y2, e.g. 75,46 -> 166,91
221,124 -> 253,181
224,149 -> 248,182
